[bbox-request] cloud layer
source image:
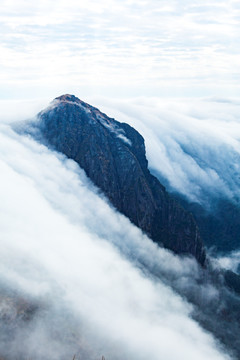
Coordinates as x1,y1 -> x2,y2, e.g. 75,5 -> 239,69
92,96 -> 240,206
0,110 -> 231,359
0,0 -> 240,98
89,94 -> 240,274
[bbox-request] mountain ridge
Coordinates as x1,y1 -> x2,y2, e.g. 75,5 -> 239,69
25,94 -> 206,265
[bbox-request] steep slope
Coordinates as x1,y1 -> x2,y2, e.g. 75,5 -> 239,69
27,94 -> 206,265
102,98 -> 240,255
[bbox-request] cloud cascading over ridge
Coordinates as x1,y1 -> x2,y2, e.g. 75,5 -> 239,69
89,95 -> 240,265
0,107 -> 232,359
93,96 -> 240,206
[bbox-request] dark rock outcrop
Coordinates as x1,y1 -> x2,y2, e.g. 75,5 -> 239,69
29,94 -> 206,265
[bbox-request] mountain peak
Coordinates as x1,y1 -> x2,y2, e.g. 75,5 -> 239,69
55,94 -> 82,103
26,95 -> 206,265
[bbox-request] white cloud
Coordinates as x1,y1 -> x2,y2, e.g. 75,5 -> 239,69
91,96 -> 240,206
0,0 -> 239,98
215,250 -> 240,274
0,112 -> 231,359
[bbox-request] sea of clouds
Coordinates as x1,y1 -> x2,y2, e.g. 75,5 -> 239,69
93,97 -> 240,205
0,98 -> 235,359
92,96 -> 240,264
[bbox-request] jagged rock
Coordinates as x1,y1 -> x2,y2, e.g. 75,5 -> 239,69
28,94 -> 206,265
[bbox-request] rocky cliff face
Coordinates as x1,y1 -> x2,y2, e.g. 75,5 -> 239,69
30,94 -> 206,265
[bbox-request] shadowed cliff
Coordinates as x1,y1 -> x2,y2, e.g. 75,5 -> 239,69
28,94 -> 206,265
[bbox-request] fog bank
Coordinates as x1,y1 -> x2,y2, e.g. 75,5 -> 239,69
0,114 -> 231,359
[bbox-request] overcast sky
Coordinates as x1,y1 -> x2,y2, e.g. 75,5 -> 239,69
1,0 -> 240,99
